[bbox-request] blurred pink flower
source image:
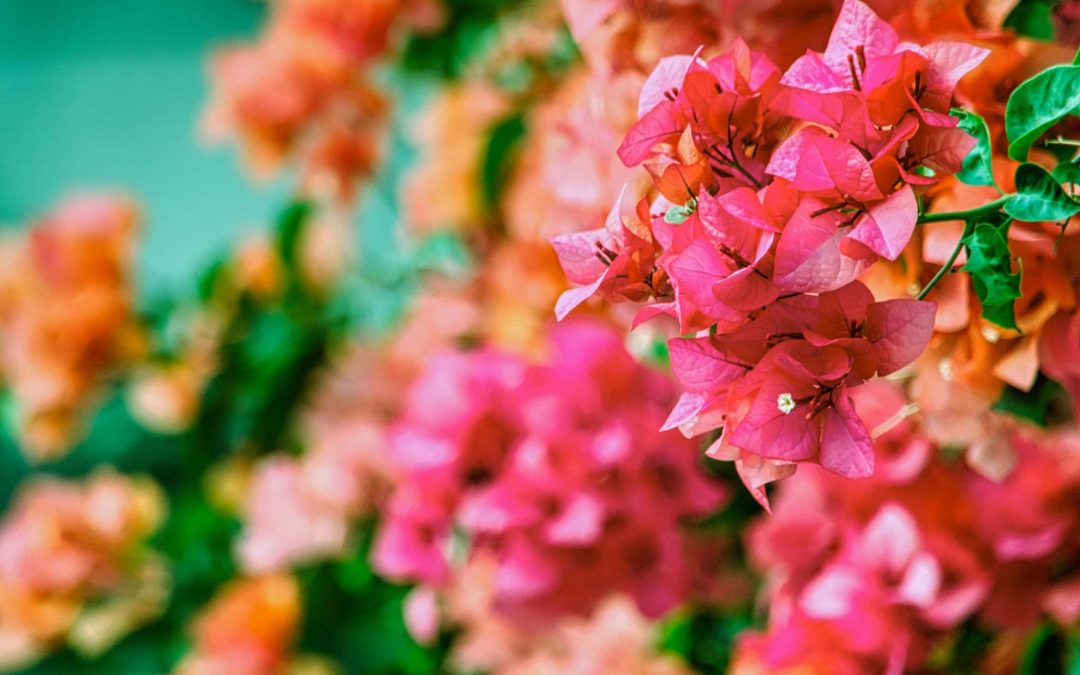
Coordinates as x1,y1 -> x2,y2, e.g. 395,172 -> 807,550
373,319 -> 727,624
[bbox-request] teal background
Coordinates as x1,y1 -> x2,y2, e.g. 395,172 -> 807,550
0,0 -> 291,291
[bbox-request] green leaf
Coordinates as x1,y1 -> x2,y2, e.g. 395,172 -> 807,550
1004,162 -> 1080,222
963,221 -> 1022,330
1004,0 -> 1056,40
274,201 -> 312,272
1068,634 -> 1080,675
480,111 -> 527,212
1005,64 -> 1080,161
993,374 -> 1068,426
1020,624 -> 1066,675
664,202 -> 696,224
1054,159 -> 1080,186
951,108 -> 997,187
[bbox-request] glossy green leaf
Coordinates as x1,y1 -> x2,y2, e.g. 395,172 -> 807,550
1004,162 -> 1080,222
1005,64 -> 1080,161
951,108 -> 997,187
963,221 -> 1021,330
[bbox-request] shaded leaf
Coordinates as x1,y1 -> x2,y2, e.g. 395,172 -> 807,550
1005,64 -> 1080,161
962,221 -> 1021,330
1053,160 -> 1080,186
1004,0 -> 1056,40
1004,162 -> 1080,222
951,108 -> 996,187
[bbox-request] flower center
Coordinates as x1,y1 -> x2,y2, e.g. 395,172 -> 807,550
776,392 -> 796,415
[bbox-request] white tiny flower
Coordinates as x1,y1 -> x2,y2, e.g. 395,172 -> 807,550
776,392 -> 796,415
980,326 -> 1001,344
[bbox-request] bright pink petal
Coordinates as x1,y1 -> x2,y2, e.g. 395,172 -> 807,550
669,336 -> 749,393
638,55 -> 695,118
842,184 -> 917,261
545,492 -> 605,545
774,198 -> 873,293
921,42 -> 990,111
554,272 -> 607,320
864,298 -> 936,375
550,229 -> 609,285
767,127 -> 880,200
819,388 -> 874,478
823,0 -> 899,81
905,125 -> 977,176
617,102 -> 680,166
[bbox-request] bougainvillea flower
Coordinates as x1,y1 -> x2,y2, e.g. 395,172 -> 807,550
0,472 -> 166,670
664,282 -> 934,505
550,188 -> 664,319
775,0 -> 987,135
373,319 -> 726,622
0,193 -> 143,461
175,575 -> 302,675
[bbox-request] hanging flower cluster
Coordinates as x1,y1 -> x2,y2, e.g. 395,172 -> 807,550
552,0 -> 990,504
0,194 -> 143,460
373,319 -> 727,622
203,0 -> 443,201
0,472 -> 166,670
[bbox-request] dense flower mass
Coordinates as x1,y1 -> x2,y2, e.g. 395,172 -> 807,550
0,193 -> 143,460
552,0 -> 994,502
373,319 -> 727,621
0,472 -> 166,670
729,381 -> 1080,673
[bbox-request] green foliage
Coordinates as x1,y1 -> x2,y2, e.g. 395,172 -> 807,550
1005,64 -> 1080,161
951,108 -> 997,188
398,0 -> 529,79
1055,159 -> 1080,187
658,609 -> 757,674
1021,624 -> 1067,675
962,218 -> 1022,330
1004,0 -> 1058,40
295,528 -> 447,674
1069,633 -> 1080,675
1005,163 -> 1080,222
480,111 -> 528,214
994,375 -> 1070,426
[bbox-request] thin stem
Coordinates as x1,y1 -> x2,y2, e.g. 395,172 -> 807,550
918,195 -> 1011,224
916,221 -> 972,300
1045,137 -> 1080,148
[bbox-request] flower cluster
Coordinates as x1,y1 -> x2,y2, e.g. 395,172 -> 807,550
203,0 -> 442,201
236,346 -> 396,573
495,595 -> 697,675
0,193 -> 143,460
553,0 -> 990,503
0,472 -> 166,670
373,319 -> 726,622
174,574 -> 312,675
733,383 -> 1080,673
